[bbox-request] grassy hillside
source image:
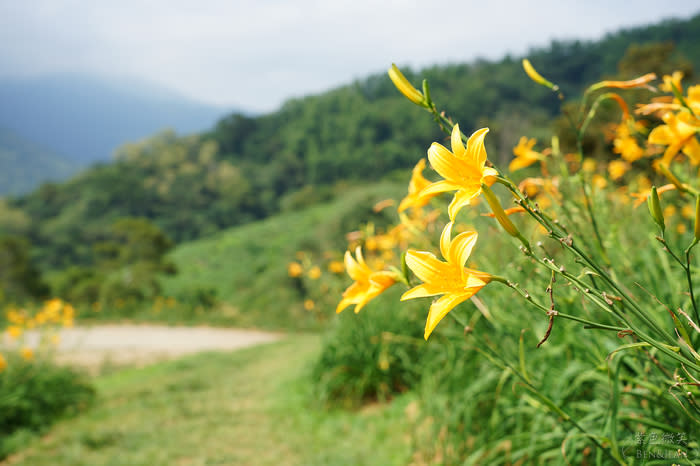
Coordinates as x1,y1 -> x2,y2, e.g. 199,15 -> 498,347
157,181 -> 405,330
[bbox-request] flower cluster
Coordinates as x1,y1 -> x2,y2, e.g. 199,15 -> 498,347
1,298 -> 75,372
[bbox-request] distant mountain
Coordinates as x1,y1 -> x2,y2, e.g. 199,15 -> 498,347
0,73 -> 231,164
0,127 -> 80,195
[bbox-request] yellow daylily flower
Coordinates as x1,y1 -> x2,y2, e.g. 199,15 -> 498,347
648,112 -> 700,165
398,159 -> 438,212
336,246 -> 397,314
659,71 -> 684,94
420,124 -> 498,220
401,222 -> 491,339
509,136 -> 545,172
613,119 -> 645,162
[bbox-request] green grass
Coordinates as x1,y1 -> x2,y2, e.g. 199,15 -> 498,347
77,181 -> 406,331
3,335 -> 414,466
161,181 -> 405,329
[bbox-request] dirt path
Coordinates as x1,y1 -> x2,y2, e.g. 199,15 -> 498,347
14,325 -> 282,372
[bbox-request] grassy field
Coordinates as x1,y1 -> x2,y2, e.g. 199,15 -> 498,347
2,335 -> 414,466
80,181 -> 406,331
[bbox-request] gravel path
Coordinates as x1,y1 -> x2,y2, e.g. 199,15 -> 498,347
8,325 -> 282,371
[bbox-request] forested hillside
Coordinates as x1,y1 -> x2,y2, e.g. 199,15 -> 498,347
2,13 -> 699,286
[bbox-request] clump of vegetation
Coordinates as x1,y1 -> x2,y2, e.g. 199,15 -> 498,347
317,52 -> 700,462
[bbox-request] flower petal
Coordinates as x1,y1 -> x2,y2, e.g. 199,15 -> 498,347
451,124 -> 465,157
428,142 -> 463,182
448,230 -> 478,267
401,283 -> 444,300
345,249 -> 370,281
405,250 -> 448,284
467,128 -> 489,167
419,180 -> 461,197
447,188 -> 479,221
439,222 -> 454,261
424,292 -> 473,339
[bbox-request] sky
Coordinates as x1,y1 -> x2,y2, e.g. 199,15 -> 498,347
1,1 -> 699,113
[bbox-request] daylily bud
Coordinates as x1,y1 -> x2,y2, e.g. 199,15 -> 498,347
694,195 -> 700,242
388,64 -> 426,107
648,186 -> 665,233
482,184 -> 520,238
522,59 -> 558,91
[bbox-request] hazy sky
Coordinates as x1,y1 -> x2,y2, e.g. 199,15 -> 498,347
1,1 -> 699,113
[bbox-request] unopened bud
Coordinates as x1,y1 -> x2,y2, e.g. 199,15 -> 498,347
648,186 -> 665,232
522,59 -> 558,90
482,184 -> 520,238
388,64 -> 426,107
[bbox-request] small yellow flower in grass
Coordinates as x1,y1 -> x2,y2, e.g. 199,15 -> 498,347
308,266 -> 321,280
6,325 -> 22,339
581,158 -> 597,173
398,159 -> 438,212
401,222 -> 491,340
663,205 -> 676,218
287,262 -> 303,278
420,124 -> 498,220
0,353 -> 6,373
608,160 -> 630,180
336,247 -> 397,314
20,347 -> 33,361
682,204 -> 695,219
304,299 -> 315,311
592,175 -> 608,190
328,260 -> 345,274
509,137 -> 545,172
388,64 -> 426,107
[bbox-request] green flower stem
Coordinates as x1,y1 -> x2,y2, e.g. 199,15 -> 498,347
497,174 -> 679,347
496,278 -> 627,332
686,240 -> 700,326
577,172 -> 611,266
467,333 -> 618,463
